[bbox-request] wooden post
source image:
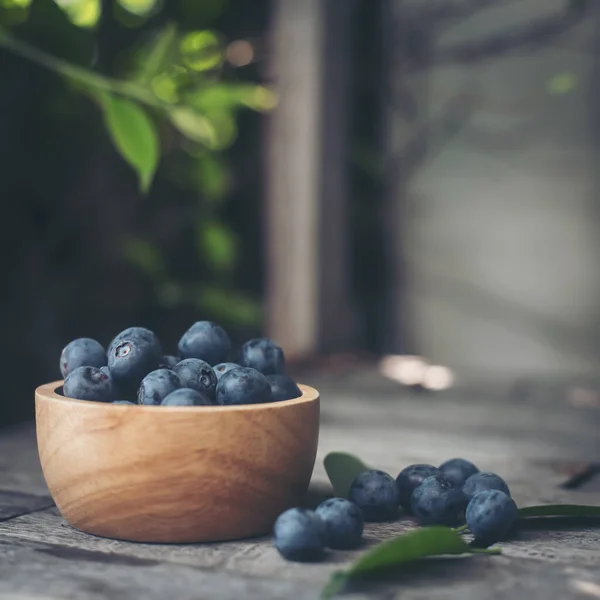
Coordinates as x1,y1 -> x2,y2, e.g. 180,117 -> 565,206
265,0 -> 356,359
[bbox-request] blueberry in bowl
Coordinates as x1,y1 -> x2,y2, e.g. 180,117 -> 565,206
35,323 -> 320,544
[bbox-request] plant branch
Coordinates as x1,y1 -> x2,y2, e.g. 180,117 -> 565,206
0,27 -> 162,108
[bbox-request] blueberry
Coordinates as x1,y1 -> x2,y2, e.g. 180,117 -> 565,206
138,369 -> 181,406
215,367 -> 273,406
60,338 -> 106,378
439,458 -> 479,486
348,470 -> 400,522
172,358 -> 217,401
107,327 -> 162,388
273,507 -> 325,562
63,366 -> 114,403
99,366 -> 130,401
178,321 -> 231,365
238,338 -> 285,375
265,374 -> 301,402
213,362 -> 240,381
410,475 -> 466,525
113,400 -> 135,405
396,464 -> 439,511
463,472 -> 511,502
159,355 -> 180,369
466,489 -> 518,545
315,498 -> 364,549
161,388 -> 212,406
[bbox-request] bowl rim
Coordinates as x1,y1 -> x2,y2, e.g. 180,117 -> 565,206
35,380 -> 319,413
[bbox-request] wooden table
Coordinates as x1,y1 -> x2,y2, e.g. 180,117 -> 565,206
1,370 -> 600,599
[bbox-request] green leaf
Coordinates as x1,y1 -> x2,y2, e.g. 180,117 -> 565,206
321,527 -> 501,599
97,92 -> 159,193
187,83 -> 277,113
116,0 -> 160,17
168,106 -> 214,144
546,73 -> 577,95
518,504 -> 600,518
198,220 -> 237,272
168,107 -> 237,150
456,504 -> 600,535
193,286 -> 261,327
1,0 -> 31,8
53,0 -> 101,28
179,30 -> 223,71
137,23 -> 178,86
323,452 -> 370,499
193,152 -> 228,200
122,237 -> 166,280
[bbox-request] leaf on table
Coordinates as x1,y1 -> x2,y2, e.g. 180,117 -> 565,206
518,504 -> 600,519
321,526 -> 501,599
97,91 -> 159,194
324,452 -> 370,499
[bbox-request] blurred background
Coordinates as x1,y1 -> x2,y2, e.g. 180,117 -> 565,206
0,0 -> 598,427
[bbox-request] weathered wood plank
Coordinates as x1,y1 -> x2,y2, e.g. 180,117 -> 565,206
1,509 -> 600,599
0,424 -> 46,496
0,534 -> 323,600
0,490 -> 52,522
0,373 -> 599,599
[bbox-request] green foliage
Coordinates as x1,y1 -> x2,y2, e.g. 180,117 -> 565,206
198,220 -> 237,272
97,91 -> 159,193
0,5 -> 277,194
0,0 -> 271,328
322,527 -> 500,598
53,0 -> 101,28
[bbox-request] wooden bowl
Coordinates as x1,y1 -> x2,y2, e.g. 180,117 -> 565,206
35,381 -> 320,543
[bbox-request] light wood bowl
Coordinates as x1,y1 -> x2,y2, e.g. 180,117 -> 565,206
35,381 -> 320,543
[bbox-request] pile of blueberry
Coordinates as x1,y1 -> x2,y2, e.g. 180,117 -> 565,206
58,321 -> 303,406
273,457 -> 518,562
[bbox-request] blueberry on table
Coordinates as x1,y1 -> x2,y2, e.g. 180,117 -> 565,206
107,327 -> 162,388
266,374 -> 301,402
466,489 -> 518,545
138,369 -> 181,406
463,472 -> 511,502
238,338 -> 285,375
410,475 -> 466,526
213,362 -> 240,381
438,457 -> 479,486
161,388 -> 212,406
113,400 -> 135,405
158,355 -> 180,369
60,338 -> 106,378
172,358 -> 217,401
215,367 -> 273,406
63,366 -> 114,403
177,321 -> 231,366
273,508 -> 326,562
396,464 -> 439,511
349,469 -> 400,522
315,498 -> 364,549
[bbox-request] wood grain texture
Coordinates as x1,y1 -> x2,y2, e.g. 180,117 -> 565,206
34,382 -> 320,544
2,508 -> 600,600
0,534 -> 323,600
